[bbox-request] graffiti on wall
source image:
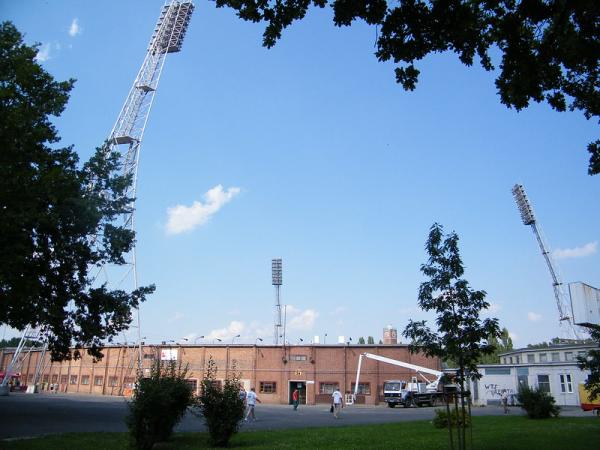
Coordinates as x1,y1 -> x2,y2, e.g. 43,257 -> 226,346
485,384 -> 516,404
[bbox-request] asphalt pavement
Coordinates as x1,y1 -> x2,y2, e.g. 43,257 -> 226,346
0,392 -> 592,440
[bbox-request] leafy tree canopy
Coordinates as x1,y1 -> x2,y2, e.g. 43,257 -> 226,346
0,22 -> 154,361
213,0 -> 600,175
0,337 -> 42,348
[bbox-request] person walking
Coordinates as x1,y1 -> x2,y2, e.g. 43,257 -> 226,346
501,390 -> 509,414
292,388 -> 300,411
245,387 -> 261,421
331,386 -> 343,418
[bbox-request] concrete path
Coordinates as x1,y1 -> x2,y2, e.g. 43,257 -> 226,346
0,392 -> 592,440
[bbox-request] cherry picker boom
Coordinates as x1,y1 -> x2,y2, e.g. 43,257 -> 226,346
353,352 -> 446,407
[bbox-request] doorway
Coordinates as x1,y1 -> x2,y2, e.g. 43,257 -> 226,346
289,381 -> 306,405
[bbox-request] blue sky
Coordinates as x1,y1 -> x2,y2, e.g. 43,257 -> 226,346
2,0 -> 598,348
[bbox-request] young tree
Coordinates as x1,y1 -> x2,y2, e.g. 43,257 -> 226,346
367,336 -> 375,344
199,357 -> 245,447
0,22 -> 154,361
213,1 -> 599,175
403,223 -> 500,450
478,327 -> 513,365
577,325 -> 600,401
358,337 -> 366,344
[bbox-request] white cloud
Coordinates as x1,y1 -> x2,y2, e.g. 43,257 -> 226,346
553,241 -> 598,260
286,305 -> 318,330
330,306 -> 347,315
165,185 -> 240,235
508,331 -> 519,342
482,302 -> 502,317
69,18 -> 82,37
206,320 -> 246,341
168,311 -> 184,323
527,312 -> 542,322
35,43 -> 52,62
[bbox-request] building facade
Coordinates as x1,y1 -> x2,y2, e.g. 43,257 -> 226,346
0,344 -> 442,405
470,344 -> 595,407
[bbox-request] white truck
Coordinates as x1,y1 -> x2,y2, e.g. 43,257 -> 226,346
353,352 -> 446,408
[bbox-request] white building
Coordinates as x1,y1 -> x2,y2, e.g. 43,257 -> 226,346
470,344 -> 594,407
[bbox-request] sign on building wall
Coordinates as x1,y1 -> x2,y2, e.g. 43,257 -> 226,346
160,349 -> 178,361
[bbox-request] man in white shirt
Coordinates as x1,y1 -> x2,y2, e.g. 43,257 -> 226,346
245,387 -> 261,421
331,387 -> 343,418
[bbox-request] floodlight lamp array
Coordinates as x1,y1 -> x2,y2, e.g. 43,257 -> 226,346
512,184 -> 536,225
272,258 -> 282,285
149,1 -> 194,54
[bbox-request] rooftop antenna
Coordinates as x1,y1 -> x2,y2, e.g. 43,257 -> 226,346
512,184 -> 579,339
272,258 -> 283,345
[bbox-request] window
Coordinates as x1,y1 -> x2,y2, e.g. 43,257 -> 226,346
259,381 -> 277,394
527,354 -> 535,363
537,375 -> 551,393
502,358 -> 507,364
94,376 -> 104,386
485,367 -> 511,375
319,382 -> 337,394
60,375 -> 68,384
578,351 -> 588,359
81,375 -> 90,385
27,374 -> 34,383
564,352 -> 573,361
42,375 -> 49,383
143,353 -> 155,360
509,357 -> 513,364
515,356 -> 520,364
551,353 -> 560,362
559,374 -> 573,393
539,353 -> 548,363
210,380 -> 222,390
351,382 -> 371,395
123,377 -> 135,388
51,374 -> 58,383
185,379 -> 198,392
108,376 -> 118,387
70,375 -> 78,385
290,355 -> 307,361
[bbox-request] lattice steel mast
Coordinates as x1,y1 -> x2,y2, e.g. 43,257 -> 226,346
272,258 -> 283,345
102,1 -> 194,364
512,184 -> 579,339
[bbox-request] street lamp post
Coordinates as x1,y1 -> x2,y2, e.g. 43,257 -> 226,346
232,334 -> 241,344
194,335 -> 204,344
213,338 -> 222,344
255,337 -> 263,345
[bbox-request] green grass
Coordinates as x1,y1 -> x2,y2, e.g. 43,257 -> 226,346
1,416 -> 599,449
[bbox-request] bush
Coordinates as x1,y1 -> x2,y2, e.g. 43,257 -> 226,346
126,360 -> 195,450
517,385 -> 560,419
199,357 -> 245,447
432,408 -> 471,429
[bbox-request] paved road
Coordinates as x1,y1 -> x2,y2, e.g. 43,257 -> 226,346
0,392 -> 592,439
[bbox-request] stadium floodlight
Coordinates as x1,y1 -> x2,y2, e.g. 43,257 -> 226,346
512,184 -> 536,225
272,258 -> 282,285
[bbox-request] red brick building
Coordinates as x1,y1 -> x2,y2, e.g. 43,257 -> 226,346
1,344 -> 441,405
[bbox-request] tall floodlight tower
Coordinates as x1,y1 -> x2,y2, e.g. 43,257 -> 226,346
272,258 -> 283,345
101,1 -> 194,361
512,184 -> 579,339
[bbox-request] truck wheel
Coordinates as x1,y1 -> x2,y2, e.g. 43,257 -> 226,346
388,403 -> 395,408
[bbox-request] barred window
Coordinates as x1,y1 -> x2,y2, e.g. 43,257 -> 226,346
108,376 -> 118,387
81,375 -> 90,385
51,374 -> 58,383
42,375 -> 49,383
290,355 -> 307,361
185,379 -> 198,392
94,376 -> 104,386
319,382 -> 337,394
351,382 -> 371,395
60,375 -> 68,384
260,381 -> 277,394
123,377 -> 135,388
70,375 -> 78,385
